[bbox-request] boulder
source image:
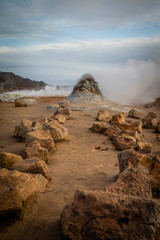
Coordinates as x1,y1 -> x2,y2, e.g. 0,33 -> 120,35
52,114 -> 66,124
113,134 -> 137,151
61,190 -> 160,240
14,118 -> 33,140
143,112 -> 157,129
104,125 -> 121,140
118,130 -> 142,142
90,122 -> 109,133
155,122 -> 160,133
0,152 -> 23,169
43,121 -> 68,142
54,106 -> 71,120
59,99 -> 70,108
11,158 -> 49,178
111,114 -> 142,133
24,141 -> 49,163
32,117 -> 48,128
106,166 -> 152,198
111,113 -> 126,124
96,109 -> 110,121
15,99 -> 28,107
0,168 -> 47,217
25,129 -> 54,151
135,141 -> 153,153
128,109 -> 143,120
118,150 -> 160,197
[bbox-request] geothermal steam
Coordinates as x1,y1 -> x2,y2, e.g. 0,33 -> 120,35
9,59 -> 160,105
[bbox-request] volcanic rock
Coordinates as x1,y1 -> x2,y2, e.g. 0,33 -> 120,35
155,122 -> 160,133
59,99 -> 70,108
113,134 -> 137,151
52,114 -> 66,124
104,125 -> 121,140
14,118 -> 33,140
24,141 -> 49,163
106,166 -> 152,198
0,168 -> 47,217
135,141 -> 153,153
25,129 -> 54,151
15,98 -> 28,107
118,150 -> 160,197
11,158 -> 49,178
0,152 -> 23,169
143,112 -> 157,129
128,109 -> 143,120
54,107 -> 71,120
90,122 -> 109,133
67,73 -> 106,103
43,121 -> 68,142
96,109 -> 110,121
61,190 -> 160,240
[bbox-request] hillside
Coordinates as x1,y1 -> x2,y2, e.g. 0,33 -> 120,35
0,71 -> 47,93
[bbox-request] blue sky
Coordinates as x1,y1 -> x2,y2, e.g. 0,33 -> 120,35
0,0 -> 160,86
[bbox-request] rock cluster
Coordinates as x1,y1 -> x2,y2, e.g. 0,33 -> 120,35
61,108 -> 160,240
0,100 -> 71,218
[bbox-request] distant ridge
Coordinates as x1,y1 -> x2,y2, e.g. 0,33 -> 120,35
0,71 -> 47,93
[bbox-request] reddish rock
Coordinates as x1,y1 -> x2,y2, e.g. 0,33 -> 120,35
24,141 -> 49,163
106,166 -> 152,198
54,107 -> 71,120
0,168 -> 47,217
96,109 -> 110,121
61,190 -> 160,240
90,122 -> 109,133
113,134 -> 137,151
128,109 -> 143,120
14,118 -> 32,140
111,113 -> 126,124
25,129 -> 54,151
0,152 -> 23,169
15,99 -> 28,107
143,112 -> 157,129
104,125 -> 121,140
11,158 -> 49,178
52,114 -> 66,124
44,121 -> 68,142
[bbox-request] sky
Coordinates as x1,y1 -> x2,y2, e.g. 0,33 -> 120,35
0,0 -> 160,103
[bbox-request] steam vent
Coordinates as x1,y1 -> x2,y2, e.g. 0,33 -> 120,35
67,73 -> 105,103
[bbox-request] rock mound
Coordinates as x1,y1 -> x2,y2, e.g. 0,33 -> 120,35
67,73 -> 106,103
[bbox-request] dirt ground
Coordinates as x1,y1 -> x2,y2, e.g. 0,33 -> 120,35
0,97 -> 159,240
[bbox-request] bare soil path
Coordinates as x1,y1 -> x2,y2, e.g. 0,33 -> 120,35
0,98 -> 119,240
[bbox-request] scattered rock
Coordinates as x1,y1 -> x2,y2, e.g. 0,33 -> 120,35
113,134 -> 137,151
59,99 -> 70,108
111,113 -> 126,124
25,129 -> 54,151
135,141 -> 153,153
96,109 -> 110,121
90,122 -> 109,133
106,166 -> 152,198
11,158 -> 49,178
111,113 -> 142,133
118,130 -> 142,142
32,117 -> 48,128
52,114 -> 66,124
128,109 -> 143,120
15,98 -> 28,107
14,118 -> 32,140
0,168 -> 47,217
118,150 -> 160,197
104,125 -> 121,140
61,190 -> 160,240
23,141 -> 49,163
54,107 -> 71,120
155,122 -> 160,133
0,152 -> 23,169
44,122 -> 68,142
143,112 -> 157,129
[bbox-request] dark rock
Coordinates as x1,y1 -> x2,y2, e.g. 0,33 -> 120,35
128,109 -> 143,120
143,112 -> 157,129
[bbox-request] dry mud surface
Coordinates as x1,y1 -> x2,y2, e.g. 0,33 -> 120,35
0,97 -> 160,240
